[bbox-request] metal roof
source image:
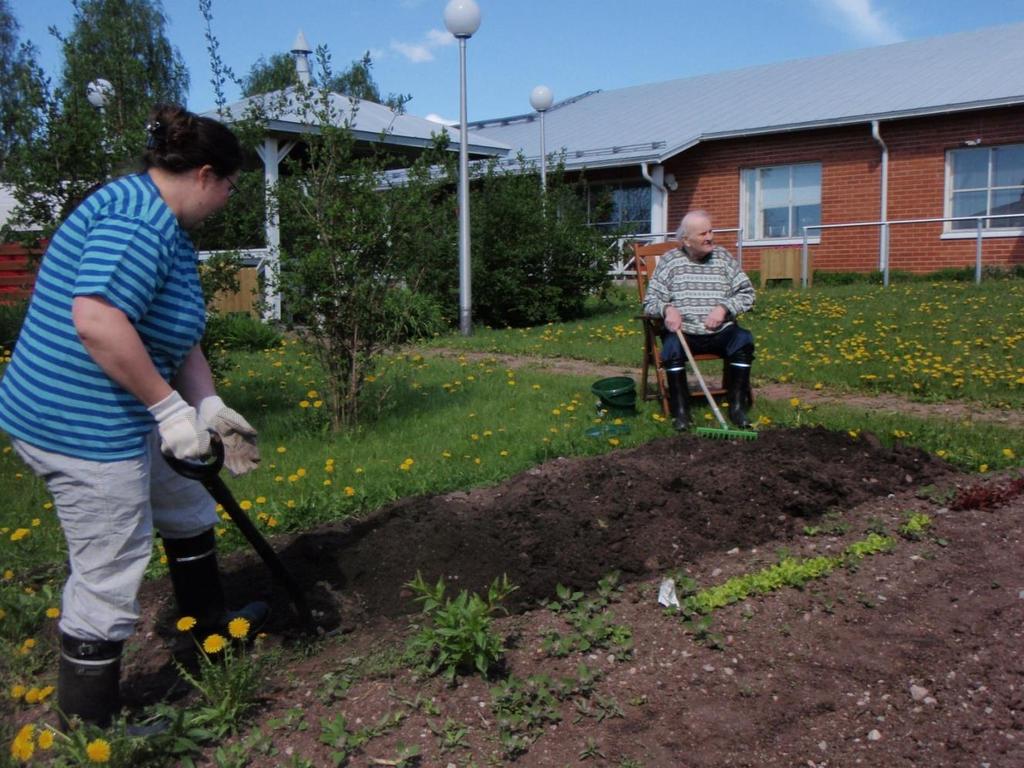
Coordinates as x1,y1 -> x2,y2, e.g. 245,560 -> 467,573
472,22 -> 1024,172
208,87 -> 509,157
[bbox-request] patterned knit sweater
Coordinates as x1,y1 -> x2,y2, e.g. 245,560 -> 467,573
642,246 -> 755,335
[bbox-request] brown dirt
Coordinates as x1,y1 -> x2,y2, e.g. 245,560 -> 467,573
111,426 -> 1023,767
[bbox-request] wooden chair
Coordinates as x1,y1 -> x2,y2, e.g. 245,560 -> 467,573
633,241 -> 728,415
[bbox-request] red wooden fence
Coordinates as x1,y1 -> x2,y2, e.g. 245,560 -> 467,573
0,241 -> 45,304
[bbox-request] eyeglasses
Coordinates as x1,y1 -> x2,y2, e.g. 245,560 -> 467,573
227,178 -> 241,197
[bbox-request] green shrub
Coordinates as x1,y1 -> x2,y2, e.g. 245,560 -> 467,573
204,312 -> 282,352
0,300 -> 28,351
382,287 -> 449,343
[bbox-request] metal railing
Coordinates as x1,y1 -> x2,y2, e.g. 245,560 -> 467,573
801,213 -> 1024,287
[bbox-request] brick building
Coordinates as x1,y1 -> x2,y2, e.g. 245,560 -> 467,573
472,23 -> 1024,276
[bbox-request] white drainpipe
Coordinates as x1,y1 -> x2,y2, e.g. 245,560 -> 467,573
871,120 -> 890,284
640,162 -> 668,240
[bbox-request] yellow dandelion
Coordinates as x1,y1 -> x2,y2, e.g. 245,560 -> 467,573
286,500 -> 296,508
306,389 -> 319,398
45,607 -> 60,619
267,516 -> 278,527
296,468 -> 307,477
608,438 -> 620,446
256,496 -> 266,504
202,634 -> 227,654
10,684 -> 25,699
24,688 -> 40,704
10,528 -> 30,542
239,500 -> 253,511
3,569 -> 13,580
176,616 -> 197,632
227,617 -> 250,639
323,479 -> 331,486
10,723 -> 34,761
30,518 -> 40,527
355,467 -> 364,474
979,464 -> 989,473
85,737 -> 111,763
789,397 -> 800,407
1003,448 -> 1015,459
37,730 -> 54,750
500,450 -> 509,457
299,400 -> 310,408
37,685 -> 54,702
551,409 -> 561,416
474,457 -> 482,465
313,400 -> 323,408
344,486 -> 355,496
276,446 -> 287,454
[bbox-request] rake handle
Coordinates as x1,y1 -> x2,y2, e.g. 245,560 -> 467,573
674,328 -> 731,431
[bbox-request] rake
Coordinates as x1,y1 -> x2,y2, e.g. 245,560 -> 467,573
675,328 -> 758,440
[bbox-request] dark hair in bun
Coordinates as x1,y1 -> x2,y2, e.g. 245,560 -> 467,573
142,103 -> 242,178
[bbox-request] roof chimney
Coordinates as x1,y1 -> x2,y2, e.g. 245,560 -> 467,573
291,30 -> 312,86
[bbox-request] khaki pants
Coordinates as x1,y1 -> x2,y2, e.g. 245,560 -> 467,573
13,430 -> 218,641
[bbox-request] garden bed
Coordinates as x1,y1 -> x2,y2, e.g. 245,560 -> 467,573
100,426 -> 1024,766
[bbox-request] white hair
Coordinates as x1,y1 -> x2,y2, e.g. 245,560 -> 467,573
675,209 -> 712,241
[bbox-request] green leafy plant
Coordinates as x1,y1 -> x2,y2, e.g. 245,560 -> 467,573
404,572 -> 517,685
898,511 -> 933,540
489,674 -> 563,759
427,717 -> 470,752
541,573 -> 633,660
318,711 -> 405,767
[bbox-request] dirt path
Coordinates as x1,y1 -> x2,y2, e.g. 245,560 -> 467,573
423,347 -> 1024,429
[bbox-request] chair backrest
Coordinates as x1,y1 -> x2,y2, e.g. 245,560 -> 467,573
633,240 -> 678,302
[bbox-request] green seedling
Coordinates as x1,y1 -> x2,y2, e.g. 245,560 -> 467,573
579,738 -> 606,760
899,511 -> 933,540
428,717 -> 470,752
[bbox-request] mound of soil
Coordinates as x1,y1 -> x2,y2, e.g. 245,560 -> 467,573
203,427 -> 952,631
101,426 -> 1024,766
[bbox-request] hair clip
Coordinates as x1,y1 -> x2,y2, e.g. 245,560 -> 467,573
145,120 -> 162,149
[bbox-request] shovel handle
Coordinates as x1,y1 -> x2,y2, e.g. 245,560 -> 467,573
161,431 -> 225,479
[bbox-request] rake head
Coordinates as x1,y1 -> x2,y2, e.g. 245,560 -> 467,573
694,426 -> 759,441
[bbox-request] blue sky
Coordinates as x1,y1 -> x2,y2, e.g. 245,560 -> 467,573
9,0 -> 1024,124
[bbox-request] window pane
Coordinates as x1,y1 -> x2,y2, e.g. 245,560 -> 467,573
951,190 -> 987,230
762,206 -> 790,238
792,164 -> 821,205
760,167 -> 788,207
741,169 -> 756,237
951,148 -> 988,190
989,188 -> 1024,228
992,145 -> 1024,188
616,185 -> 651,227
794,203 -> 821,236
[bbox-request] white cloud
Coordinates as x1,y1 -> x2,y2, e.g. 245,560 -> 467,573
391,40 -> 434,63
425,28 -> 455,47
390,27 -> 455,64
816,0 -> 904,44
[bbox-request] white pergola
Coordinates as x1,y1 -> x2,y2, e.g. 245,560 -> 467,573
204,31 -> 508,319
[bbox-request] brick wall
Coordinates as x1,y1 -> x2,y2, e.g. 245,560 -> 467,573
662,105 -> 1024,274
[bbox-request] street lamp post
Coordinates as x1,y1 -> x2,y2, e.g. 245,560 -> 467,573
444,0 -> 481,337
86,78 -> 115,175
529,85 -> 553,190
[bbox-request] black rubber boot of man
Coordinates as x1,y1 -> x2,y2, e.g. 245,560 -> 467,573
726,363 -> 753,429
163,529 -> 269,638
57,633 -> 123,731
664,359 -> 692,431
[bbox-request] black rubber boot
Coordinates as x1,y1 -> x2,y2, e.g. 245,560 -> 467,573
163,529 -> 269,638
664,359 -> 692,432
58,633 -> 123,730
726,363 -> 753,429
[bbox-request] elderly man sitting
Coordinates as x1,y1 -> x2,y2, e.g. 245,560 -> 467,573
642,210 -> 756,431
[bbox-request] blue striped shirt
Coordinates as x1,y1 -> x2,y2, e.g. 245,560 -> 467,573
0,173 -> 206,460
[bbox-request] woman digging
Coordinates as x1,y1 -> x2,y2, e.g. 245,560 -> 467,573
0,104 -> 267,730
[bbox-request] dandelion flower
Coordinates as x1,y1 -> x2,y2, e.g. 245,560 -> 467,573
1003,448 -> 1016,459
37,685 -> 54,702
10,528 -> 30,542
202,634 -> 227,654
37,730 -> 53,750
239,500 -> 253,511
85,737 -> 111,763
45,607 -> 60,619
3,569 -> 13,580
10,684 -> 25,699
276,446 -> 287,454
176,616 -> 197,632
10,723 -> 34,761
227,617 -> 250,639
608,438 -> 620,446
789,397 -> 800,407
344,486 -> 355,497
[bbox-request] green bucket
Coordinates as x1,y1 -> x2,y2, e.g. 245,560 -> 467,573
591,376 -> 637,416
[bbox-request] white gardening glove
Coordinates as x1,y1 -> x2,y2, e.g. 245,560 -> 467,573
199,395 -> 260,477
148,391 -> 211,460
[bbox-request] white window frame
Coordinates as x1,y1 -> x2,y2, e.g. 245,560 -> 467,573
739,162 -> 822,245
942,143 -> 1024,238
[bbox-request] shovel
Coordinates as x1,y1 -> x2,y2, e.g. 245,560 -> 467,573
164,435 -> 318,634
